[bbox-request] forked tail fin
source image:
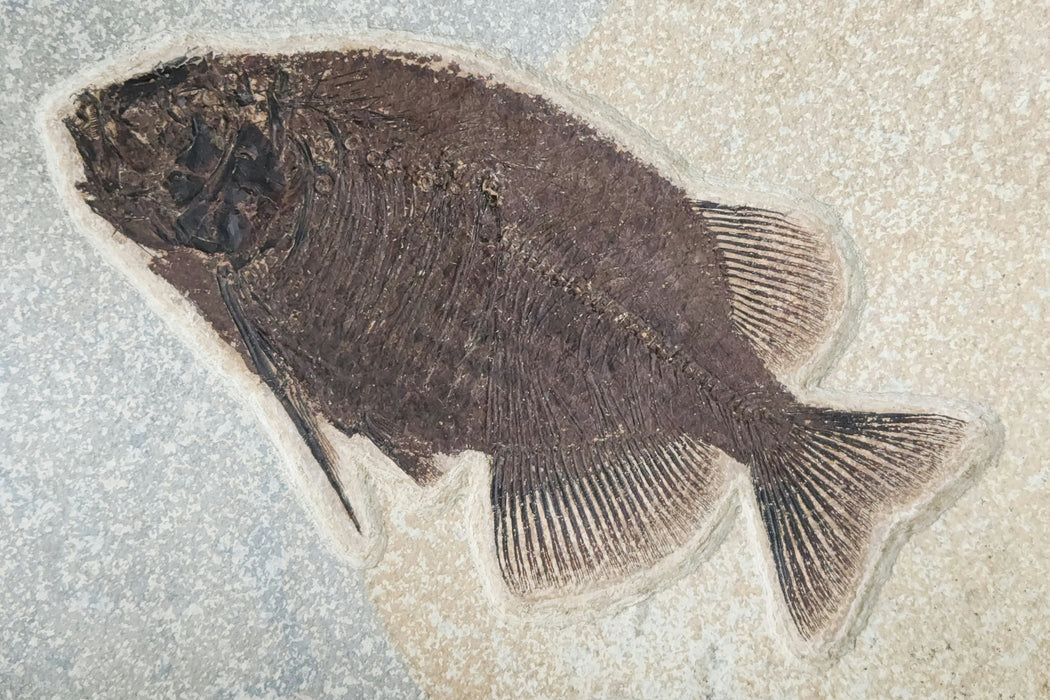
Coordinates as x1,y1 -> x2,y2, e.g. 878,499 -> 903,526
749,404 -> 997,654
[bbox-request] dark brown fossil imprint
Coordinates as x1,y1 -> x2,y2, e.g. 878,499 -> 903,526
62,47 -> 993,652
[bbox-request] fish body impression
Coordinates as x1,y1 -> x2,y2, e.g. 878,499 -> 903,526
60,47 -> 998,657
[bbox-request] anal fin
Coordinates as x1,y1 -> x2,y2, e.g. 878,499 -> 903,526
491,433 -> 731,597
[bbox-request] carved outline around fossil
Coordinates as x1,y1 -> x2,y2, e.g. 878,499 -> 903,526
40,31 -> 1003,662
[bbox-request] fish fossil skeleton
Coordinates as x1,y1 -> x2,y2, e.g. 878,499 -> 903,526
53,42 -> 999,658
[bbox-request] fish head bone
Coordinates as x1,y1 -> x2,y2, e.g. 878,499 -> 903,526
64,55 -> 287,259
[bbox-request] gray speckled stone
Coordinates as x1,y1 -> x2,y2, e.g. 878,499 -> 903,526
0,1 -> 608,696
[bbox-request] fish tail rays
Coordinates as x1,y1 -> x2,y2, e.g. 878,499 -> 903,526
745,402 -> 1001,657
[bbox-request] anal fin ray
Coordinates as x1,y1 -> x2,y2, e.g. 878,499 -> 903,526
492,434 -> 730,598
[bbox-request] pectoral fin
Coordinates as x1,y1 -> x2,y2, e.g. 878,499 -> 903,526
217,264 -> 361,532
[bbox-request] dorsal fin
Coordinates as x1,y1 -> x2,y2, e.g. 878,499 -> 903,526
692,201 -> 847,378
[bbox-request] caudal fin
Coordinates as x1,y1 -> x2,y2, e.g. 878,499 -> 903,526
749,404 -> 996,654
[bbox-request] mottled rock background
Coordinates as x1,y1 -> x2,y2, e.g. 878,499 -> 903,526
3,0 -> 1048,698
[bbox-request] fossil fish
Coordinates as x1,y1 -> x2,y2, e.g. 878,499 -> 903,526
60,46 -> 996,656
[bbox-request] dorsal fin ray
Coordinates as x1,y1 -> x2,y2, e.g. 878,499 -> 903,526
692,201 -> 848,379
